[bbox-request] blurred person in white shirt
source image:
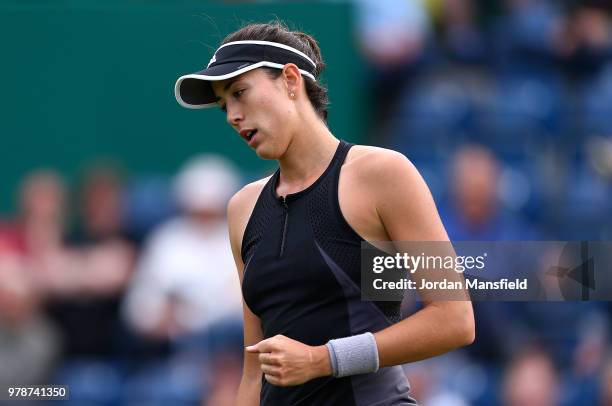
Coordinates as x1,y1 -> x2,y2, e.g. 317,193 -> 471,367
123,155 -> 243,341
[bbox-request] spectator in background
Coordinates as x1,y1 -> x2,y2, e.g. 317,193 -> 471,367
354,0 -> 433,131
441,144 -> 606,397
123,155 -> 242,340
440,145 -> 535,364
0,244 -> 61,387
0,170 -> 65,387
402,358 -> 471,406
494,0 -> 565,74
447,144 -> 500,238
122,155 -> 243,404
439,0 -> 487,64
71,163 -> 128,243
601,356 -> 612,405
5,169 -> 77,298
557,2 -> 612,78
442,144 -> 530,240
9,168 -> 132,301
355,0 -> 430,68
0,165 -> 134,403
43,163 -> 135,401
502,347 -> 560,406
15,170 -> 68,264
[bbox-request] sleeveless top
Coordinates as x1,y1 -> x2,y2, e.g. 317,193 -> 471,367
241,140 -> 417,406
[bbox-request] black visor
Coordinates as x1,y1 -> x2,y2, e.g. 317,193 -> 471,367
175,40 -> 317,109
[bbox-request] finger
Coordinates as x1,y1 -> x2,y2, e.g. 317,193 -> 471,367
245,344 -> 259,353
248,337 -> 278,353
259,352 -> 281,365
264,373 -> 283,386
245,338 -> 269,353
260,364 -> 281,376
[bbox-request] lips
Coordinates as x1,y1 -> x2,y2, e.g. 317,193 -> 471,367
239,128 -> 258,144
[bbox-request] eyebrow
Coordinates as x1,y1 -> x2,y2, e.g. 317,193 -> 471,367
214,79 -> 240,106
224,79 -> 238,91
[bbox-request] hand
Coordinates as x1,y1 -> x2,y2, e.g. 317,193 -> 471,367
245,334 -> 332,386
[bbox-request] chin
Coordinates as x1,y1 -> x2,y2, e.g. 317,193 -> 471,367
254,147 -> 280,160
254,141 -> 283,160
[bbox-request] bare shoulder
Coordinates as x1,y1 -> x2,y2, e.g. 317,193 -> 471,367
344,145 -> 420,187
345,145 -> 446,241
227,175 -> 272,256
228,176 -> 271,218
337,145 -> 427,241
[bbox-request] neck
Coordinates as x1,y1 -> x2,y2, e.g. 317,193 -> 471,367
277,112 -> 339,192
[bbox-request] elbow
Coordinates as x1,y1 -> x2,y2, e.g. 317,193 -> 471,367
462,318 -> 476,347
458,303 -> 476,347
444,301 -> 475,348
431,301 -> 476,349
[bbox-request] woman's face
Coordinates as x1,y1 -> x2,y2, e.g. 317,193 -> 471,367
211,68 -> 296,160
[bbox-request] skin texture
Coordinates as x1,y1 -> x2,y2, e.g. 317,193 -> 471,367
214,64 -> 475,405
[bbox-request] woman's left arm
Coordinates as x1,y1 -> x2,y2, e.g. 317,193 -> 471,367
369,151 -> 475,367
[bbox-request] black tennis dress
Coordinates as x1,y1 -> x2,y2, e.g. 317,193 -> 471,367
241,140 -> 418,406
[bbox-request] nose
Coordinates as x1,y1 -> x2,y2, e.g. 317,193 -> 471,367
226,101 -> 243,127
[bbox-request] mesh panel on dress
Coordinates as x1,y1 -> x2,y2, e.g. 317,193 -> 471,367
242,180 -> 277,264
307,147 -> 402,324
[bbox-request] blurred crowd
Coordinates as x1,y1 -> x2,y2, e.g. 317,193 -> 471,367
0,157 -> 244,405
1,0 -> 612,405
361,0 -> 612,240
361,0 -> 612,405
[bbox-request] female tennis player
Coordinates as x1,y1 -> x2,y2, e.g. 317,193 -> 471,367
175,22 -> 474,406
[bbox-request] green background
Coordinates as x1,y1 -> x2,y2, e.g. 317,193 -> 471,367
0,1 -> 366,213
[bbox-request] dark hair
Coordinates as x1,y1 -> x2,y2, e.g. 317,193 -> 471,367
222,22 -> 329,123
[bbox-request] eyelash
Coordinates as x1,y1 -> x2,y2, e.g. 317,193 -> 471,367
220,89 -> 245,112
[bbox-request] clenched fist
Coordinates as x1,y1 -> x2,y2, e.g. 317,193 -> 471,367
246,334 -> 332,386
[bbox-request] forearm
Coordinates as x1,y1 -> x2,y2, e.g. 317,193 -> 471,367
235,374 -> 261,406
375,301 -> 474,367
243,302 -> 473,386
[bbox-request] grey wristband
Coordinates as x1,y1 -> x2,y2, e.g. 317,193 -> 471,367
325,332 -> 379,378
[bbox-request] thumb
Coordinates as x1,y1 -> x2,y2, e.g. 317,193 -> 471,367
245,343 -> 259,353
246,337 -> 275,353
245,339 -> 266,353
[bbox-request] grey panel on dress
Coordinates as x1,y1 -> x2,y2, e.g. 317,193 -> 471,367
316,242 -> 418,406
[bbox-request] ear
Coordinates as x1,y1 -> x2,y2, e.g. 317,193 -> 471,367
281,63 -> 303,97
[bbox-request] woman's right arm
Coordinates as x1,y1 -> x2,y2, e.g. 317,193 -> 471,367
236,297 -> 264,406
227,184 -> 266,406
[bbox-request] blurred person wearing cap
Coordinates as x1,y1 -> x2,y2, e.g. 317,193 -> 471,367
123,154 -> 243,340
121,155 -> 243,403
175,21 -> 474,406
